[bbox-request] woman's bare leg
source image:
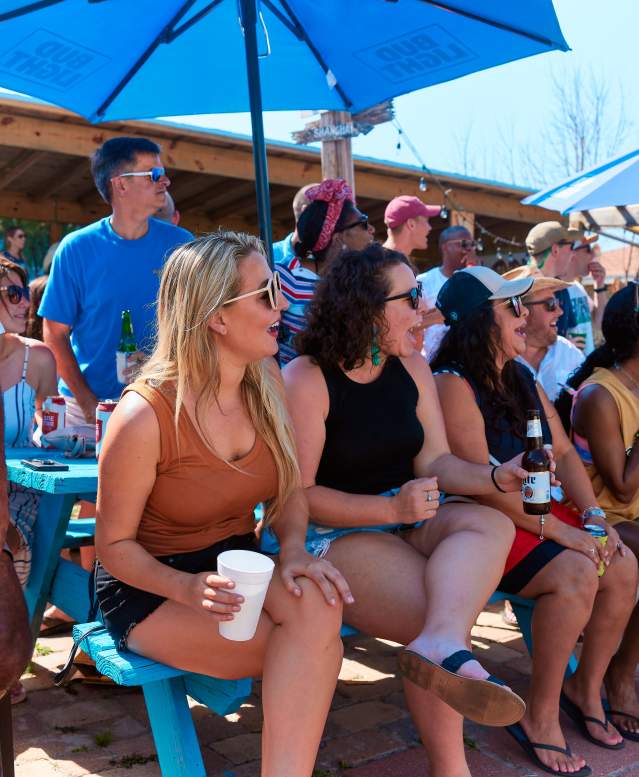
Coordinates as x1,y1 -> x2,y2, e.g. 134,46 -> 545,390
127,569 -> 343,777
515,550 -> 599,773
604,522 -> 639,735
563,549 -> 636,746
404,504 -> 515,681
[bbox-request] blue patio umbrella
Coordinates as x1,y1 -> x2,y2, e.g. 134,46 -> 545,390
522,147 -> 639,214
0,0 -> 569,255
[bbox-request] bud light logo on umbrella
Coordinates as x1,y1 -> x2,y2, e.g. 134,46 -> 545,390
0,30 -> 109,91
354,25 -> 477,83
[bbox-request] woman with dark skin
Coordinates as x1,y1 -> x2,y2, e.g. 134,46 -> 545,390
270,244 -> 536,777
557,284 -> 639,739
431,267 -> 638,776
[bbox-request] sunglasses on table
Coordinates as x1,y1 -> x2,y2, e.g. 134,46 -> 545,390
112,166 -> 167,183
526,297 -> 560,312
335,214 -> 369,233
0,284 -> 30,304
385,281 -> 423,310
223,271 -> 282,310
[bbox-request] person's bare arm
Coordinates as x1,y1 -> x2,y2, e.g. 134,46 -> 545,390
29,340 -> 58,425
0,398 -> 32,694
573,383 -> 639,503
43,319 -> 97,422
434,372 -> 605,567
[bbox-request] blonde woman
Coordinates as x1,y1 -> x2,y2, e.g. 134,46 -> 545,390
95,231 -> 352,777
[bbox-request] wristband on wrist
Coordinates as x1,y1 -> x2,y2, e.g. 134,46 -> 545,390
581,506 -> 606,527
594,285 -> 609,293
491,464 -> 507,493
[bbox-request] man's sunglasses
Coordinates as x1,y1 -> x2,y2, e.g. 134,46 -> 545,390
385,281 -> 423,310
447,238 -> 479,251
525,297 -> 560,312
0,284 -> 30,304
335,214 -> 369,233
112,166 -> 166,183
223,271 -> 282,311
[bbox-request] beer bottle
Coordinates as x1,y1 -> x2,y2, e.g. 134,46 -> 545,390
116,310 -> 137,384
521,410 -> 551,515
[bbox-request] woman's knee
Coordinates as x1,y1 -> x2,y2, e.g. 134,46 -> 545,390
556,550 -> 599,601
605,549 -> 638,591
463,505 -> 515,547
269,575 -> 343,638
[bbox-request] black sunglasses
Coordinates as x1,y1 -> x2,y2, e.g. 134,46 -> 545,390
0,284 -> 30,304
526,297 -> 560,312
497,295 -> 523,318
335,214 -> 369,233
385,281 -> 423,310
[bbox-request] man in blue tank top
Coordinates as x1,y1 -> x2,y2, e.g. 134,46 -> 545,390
39,137 -> 192,423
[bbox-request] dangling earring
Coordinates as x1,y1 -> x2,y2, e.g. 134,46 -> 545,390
371,327 -> 381,366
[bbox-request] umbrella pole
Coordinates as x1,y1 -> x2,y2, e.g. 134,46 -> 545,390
239,0 -> 273,266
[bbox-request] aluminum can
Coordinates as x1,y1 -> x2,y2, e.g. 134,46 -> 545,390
95,400 -> 117,459
584,523 -> 608,577
42,396 -> 67,446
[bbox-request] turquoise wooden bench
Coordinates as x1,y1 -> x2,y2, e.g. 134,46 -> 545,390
72,623 -> 251,777
63,517 -> 96,549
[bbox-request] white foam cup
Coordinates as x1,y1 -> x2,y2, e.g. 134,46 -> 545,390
217,550 -> 275,641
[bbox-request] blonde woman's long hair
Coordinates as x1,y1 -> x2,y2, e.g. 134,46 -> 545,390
138,230 -> 299,523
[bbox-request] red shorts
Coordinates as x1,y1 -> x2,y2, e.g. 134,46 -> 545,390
503,501 -> 581,575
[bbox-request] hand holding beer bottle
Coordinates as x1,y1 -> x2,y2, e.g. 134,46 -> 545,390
116,310 -> 145,384
522,410 -> 551,515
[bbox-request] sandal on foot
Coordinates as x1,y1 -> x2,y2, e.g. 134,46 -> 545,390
398,648 -> 525,726
10,681 -> 26,706
603,704 -> 639,742
560,691 -> 624,750
505,722 -> 592,776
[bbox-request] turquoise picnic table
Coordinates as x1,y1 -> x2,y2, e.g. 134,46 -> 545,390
6,448 -> 96,635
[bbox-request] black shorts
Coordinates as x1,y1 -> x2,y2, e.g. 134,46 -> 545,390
94,532 -> 259,650
498,540 -> 567,594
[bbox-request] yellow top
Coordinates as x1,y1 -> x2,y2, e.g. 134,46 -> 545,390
574,367 -> 639,525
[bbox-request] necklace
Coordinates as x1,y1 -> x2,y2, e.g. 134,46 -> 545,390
615,362 -> 639,392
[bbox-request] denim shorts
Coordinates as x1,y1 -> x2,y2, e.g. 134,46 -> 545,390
261,487 -> 424,557
95,532 -> 259,650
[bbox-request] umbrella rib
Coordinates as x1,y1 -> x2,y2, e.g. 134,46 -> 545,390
261,0 -> 303,40
95,0 -> 198,119
277,0 -> 353,108
166,0 -> 224,43
418,0 -> 562,48
0,0 -> 64,23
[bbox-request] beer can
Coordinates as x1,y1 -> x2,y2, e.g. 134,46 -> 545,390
42,395 -> 67,447
584,524 -> 608,577
95,400 -> 117,459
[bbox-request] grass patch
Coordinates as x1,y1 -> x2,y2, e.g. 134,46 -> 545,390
55,725 -> 78,734
463,735 -> 478,750
34,642 -> 54,657
71,745 -> 89,753
94,730 -> 113,748
312,770 -> 334,777
109,753 -> 157,769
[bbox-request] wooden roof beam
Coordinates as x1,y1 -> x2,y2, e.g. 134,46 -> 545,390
0,150 -> 47,191
34,158 -> 88,201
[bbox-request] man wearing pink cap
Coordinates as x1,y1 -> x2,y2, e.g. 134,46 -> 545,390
383,195 -> 441,259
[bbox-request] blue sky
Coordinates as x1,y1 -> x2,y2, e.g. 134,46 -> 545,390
165,0 -> 637,190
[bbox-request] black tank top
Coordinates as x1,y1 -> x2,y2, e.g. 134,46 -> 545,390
316,357 -> 424,494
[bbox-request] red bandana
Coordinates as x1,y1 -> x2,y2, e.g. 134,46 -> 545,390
306,178 -> 354,253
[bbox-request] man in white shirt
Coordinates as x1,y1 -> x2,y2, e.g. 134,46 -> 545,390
517,276 -> 584,400
417,225 -> 479,360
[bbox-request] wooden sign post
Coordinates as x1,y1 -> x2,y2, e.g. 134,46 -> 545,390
319,110 -> 355,195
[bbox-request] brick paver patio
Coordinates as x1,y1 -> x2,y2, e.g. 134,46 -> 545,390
11,604 -> 639,776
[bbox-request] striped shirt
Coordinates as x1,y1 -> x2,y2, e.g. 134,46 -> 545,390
275,254 -> 319,365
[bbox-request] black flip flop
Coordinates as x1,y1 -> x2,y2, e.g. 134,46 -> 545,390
505,722 -> 592,776
398,648 -> 525,726
560,691 -> 625,750
604,706 -> 639,742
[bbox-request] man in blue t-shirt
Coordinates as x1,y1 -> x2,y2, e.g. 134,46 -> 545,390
39,137 -> 192,424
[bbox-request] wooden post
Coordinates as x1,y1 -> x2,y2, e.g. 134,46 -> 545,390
450,209 -> 475,236
320,111 -> 355,196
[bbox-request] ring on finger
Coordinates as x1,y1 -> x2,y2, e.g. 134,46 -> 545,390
425,491 -> 433,502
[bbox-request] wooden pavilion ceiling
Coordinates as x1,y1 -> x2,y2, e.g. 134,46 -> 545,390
0,96 -> 557,261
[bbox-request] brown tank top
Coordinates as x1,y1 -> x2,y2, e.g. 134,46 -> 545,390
123,381 -> 278,555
